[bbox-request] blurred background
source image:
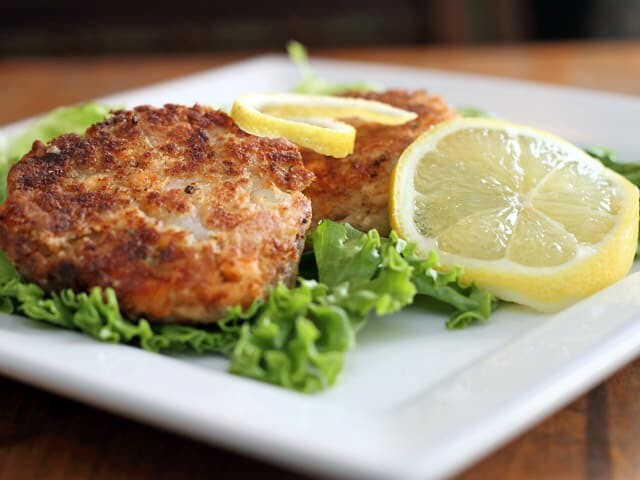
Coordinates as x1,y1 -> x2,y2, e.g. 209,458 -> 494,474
2,0 -> 640,56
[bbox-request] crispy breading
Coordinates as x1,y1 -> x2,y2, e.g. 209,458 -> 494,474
301,90 -> 457,235
0,105 -> 314,323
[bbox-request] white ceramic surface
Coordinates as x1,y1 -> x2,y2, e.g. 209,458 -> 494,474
1,56 -> 639,480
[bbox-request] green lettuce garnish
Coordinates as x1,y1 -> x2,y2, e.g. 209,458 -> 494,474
0,251 -> 237,354
587,146 -> 640,256
587,146 -> 640,187
456,106 -> 491,118
287,41 -> 379,95
287,41 -> 495,123
312,221 -> 496,328
0,102 -> 497,393
0,219 -> 496,393
0,103 -> 111,202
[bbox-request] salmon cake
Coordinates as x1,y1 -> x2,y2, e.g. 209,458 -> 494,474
0,104 -> 314,323
301,90 -> 457,235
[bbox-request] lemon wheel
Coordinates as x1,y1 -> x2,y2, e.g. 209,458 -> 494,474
390,118 -> 639,311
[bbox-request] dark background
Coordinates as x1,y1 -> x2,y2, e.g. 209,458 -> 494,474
2,0 -> 640,56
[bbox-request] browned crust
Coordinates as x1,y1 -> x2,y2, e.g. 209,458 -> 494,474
0,104 -> 314,323
301,89 -> 458,235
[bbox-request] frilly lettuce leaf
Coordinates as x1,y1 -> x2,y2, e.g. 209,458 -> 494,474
287,40 -> 380,95
400,242 -> 498,328
0,251 -> 235,354
587,146 -> 640,256
227,281 -> 346,392
0,220 -> 497,393
313,221 -> 496,328
0,100 -> 499,393
587,146 -> 640,187
226,221 -> 497,392
456,106 -> 491,118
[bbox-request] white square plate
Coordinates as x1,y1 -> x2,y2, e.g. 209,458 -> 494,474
1,55 -> 640,480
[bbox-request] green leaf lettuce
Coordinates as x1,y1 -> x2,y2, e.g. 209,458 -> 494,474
0,102 -> 498,393
287,40 -> 380,95
587,146 -> 640,256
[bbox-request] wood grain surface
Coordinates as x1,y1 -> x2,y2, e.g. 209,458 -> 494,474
0,41 -> 639,480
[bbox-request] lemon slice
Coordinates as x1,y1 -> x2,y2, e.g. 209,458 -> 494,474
390,118 -> 639,311
230,93 -> 417,158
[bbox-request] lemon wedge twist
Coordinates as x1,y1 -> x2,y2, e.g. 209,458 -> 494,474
230,93 -> 417,158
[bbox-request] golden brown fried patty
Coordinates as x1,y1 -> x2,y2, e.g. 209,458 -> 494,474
0,105 -> 314,323
301,90 -> 457,235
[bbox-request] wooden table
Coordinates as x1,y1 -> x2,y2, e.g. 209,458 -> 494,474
0,41 -> 639,479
